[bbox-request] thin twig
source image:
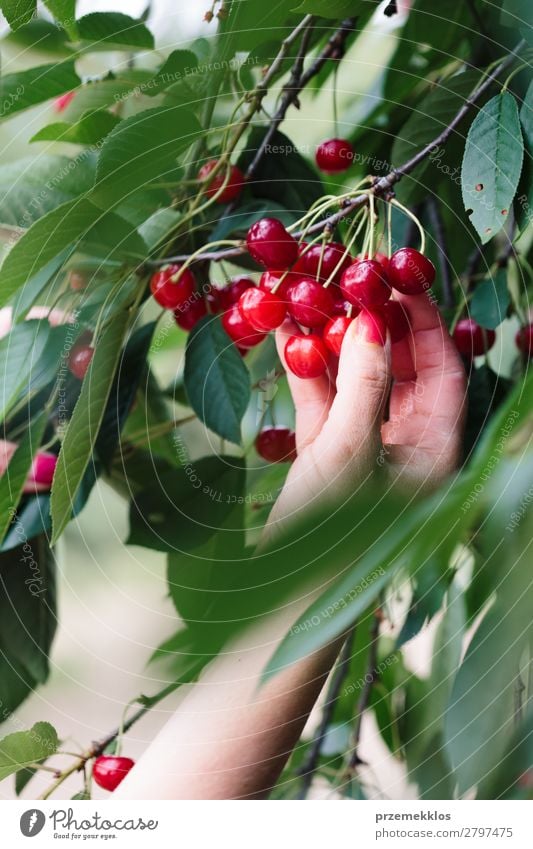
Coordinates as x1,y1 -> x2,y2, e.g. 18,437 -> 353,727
426,198 -> 455,308
297,626 -> 357,799
347,611 -> 381,771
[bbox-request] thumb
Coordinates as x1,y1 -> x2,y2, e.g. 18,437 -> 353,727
314,310 -> 391,474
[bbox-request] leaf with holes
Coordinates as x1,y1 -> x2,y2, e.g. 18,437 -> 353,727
461,92 -> 524,243
184,316 -> 251,445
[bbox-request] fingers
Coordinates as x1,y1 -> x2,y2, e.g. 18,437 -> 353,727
275,319 -> 334,451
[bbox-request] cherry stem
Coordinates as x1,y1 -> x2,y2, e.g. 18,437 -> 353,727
389,198 -> 426,254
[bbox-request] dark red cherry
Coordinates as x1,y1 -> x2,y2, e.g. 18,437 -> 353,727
341,259 -> 391,309
92,755 -> 135,792
222,304 -> 267,348
258,270 -> 293,301
284,334 -> 329,379
175,297 -> 207,330
288,278 -> 335,328
246,218 -> 299,269
217,276 -> 254,310
69,343 -> 94,379
238,288 -> 286,332
315,138 -> 354,174
26,452 -> 57,489
516,324 -> 533,358
356,309 -> 388,346
296,242 -> 353,282
453,318 -> 496,357
388,248 -> 436,295
256,427 -> 297,463
381,300 -> 410,343
150,264 -> 195,310
198,159 -> 245,204
323,316 -> 353,356
363,251 -> 390,273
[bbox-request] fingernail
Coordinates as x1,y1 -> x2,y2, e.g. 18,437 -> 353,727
353,310 -> 387,346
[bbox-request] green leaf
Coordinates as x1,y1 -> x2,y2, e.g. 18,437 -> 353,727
500,0 -> 533,44
516,79 -> 533,234
184,315 -> 251,445
50,309 -> 130,543
222,2 -> 298,53
138,208 -> 181,252
31,109 -> 120,145
145,50 -> 198,98
461,92 -> 524,244
0,722 -> 58,781
128,455 -> 246,553
210,200 -> 297,242
0,199 -> 103,308
0,0 -> 35,30
42,0 -> 78,39
0,321 -> 50,422
470,269 -> 511,329
76,12 -> 154,51
0,412 -> 47,544
291,0 -> 375,16
0,60 -> 81,121
91,106 -> 201,207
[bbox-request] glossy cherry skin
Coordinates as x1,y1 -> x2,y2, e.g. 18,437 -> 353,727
284,334 -> 329,379
222,305 -> 267,348
381,300 -> 410,343
256,427 -> 297,463
217,276 -> 254,310
288,278 -> 335,328
341,259 -> 391,309
238,288 -> 286,331
27,452 -> 57,489
453,318 -> 496,357
258,270 -> 295,302
198,159 -> 245,204
174,297 -> 207,331
295,242 -> 353,283
69,344 -> 94,379
387,248 -> 436,295
356,309 -> 388,346
246,218 -> 299,269
323,316 -> 353,356
92,756 -> 135,792
315,138 -> 354,174
363,251 -> 390,273
516,324 -> 533,358
150,264 -> 195,309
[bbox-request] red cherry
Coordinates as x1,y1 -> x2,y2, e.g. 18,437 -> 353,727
323,315 -> 353,356
284,334 -> 329,379
92,755 -> 135,792
55,91 -> 76,112
363,251 -> 390,273
150,264 -> 195,310
174,297 -> 207,331
218,276 -> 254,310
288,278 -> 335,328
388,248 -> 435,295
26,452 -> 57,489
296,242 -> 352,282
198,159 -> 245,204
246,218 -> 299,269
356,309 -> 388,346
258,270 -> 294,301
222,305 -> 267,348
381,300 -> 410,343
69,343 -> 94,379
332,298 -> 357,317
453,318 -> 496,357
515,324 -> 533,357
341,259 -> 391,309
238,288 -> 286,332
315,138 -> 354,174
256,427 -> 297,463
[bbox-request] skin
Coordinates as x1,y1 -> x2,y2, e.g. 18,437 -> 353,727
115,292 -> 466,800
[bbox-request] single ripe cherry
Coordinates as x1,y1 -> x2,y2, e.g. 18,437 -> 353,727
198,159 -> 245,204
150,264 -> 195,310
515,324 -> 533,358
381,300 -> 410,343
246,218 -> 299,269
387,248 -> 435,295
315,138 -> 354,174
341,259 -> 391,309
296,242 -> 352,282
453,318 -> 496,357
256,427 -> 297,463
218,276 -> 254,310
175,297 -> 207,331
285,334 -> 329,379
288,278 -> 335,328
323,315 -> 353,356
238,288 -> 286,332
222,305 -> 267,348
92,755 -> 135,792
25,452 -> 57,490
55,91 -> 76,112
69,343 -> 94,379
